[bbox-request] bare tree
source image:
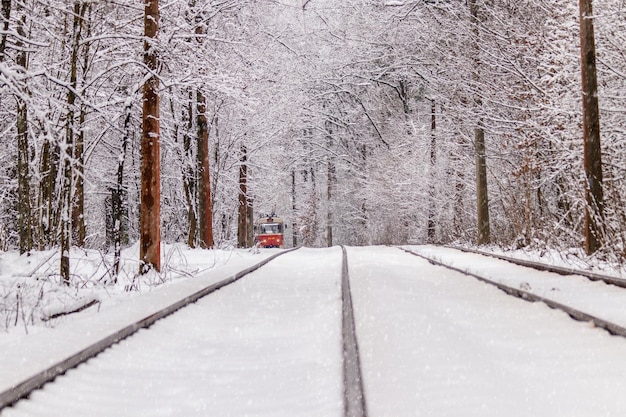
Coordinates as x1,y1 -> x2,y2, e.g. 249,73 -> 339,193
237,145 -> 249,248
579,0 -> 604,254
15,6 -> 31,254
469,0 -> 490,245
140,0 -> 161,273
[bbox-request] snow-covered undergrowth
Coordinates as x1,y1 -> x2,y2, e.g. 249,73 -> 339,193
0,243 -> 249,334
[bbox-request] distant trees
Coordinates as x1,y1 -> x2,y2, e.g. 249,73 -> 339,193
0,0 -> 624,273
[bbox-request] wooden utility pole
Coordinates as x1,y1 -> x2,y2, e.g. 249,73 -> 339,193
140,0 -> 161,273
579,0 -> 604,254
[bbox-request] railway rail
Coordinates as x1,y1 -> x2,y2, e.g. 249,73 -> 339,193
0,247 -> 368,417
401,246 -> 626,338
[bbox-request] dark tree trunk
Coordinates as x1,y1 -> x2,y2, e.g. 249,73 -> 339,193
470,0 -> 490,245
0,0 -> 10,62
112,106 -> 132,280
180,90 -> 197,248
237,146 -> 248,248
291,169 -> 298,247
197,90 -> 214,248
72,3 -> 91,248
475,124 -> 490,244
15,10 -> 31,254
61,1 -> 87,284
427,99 -> 436,243
579,0 -> 604,254
246,198 -> 254,247
140,0 -> 161,273
326,131 -> 334,247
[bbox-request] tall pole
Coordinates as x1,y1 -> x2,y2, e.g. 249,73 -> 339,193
140,0 -> 161,273
579,0 -> 604,254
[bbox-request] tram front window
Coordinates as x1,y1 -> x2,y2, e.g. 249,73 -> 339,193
261,223 -> 281,234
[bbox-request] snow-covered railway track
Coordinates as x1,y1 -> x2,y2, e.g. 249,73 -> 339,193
347,245 -> 626,416
1,247 -> 369,417
401,246 -> 626,338
0,248 -> 297,413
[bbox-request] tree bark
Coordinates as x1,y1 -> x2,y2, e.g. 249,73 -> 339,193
15,9 -> 31,254
427,99 -> 436,243
470,0 -> 490,245
291,168 -> 298,247
326,123 -> 334,247
475,124 -> 490,244
72,3 -> 90,248
61,1 -> 87,284
237,146 -> 248,248
112,105 -> 132,280
181,90 -> 197,248
140,0 -> 161,273
197,90 -> 214,248
579,0 -> 604,254
0,0 -> 10,62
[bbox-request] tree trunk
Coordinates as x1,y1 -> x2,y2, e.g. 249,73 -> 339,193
197,90 -> 214,248
470,0 -> 490,245
427,99 -> 436,243
15,10 -> 31,254
237,146 -> 248,248
326,125 -> 334,247
0,0 -> 10,62
180,89 -> 197,248
475,124 -> 490,244
112,106 -> 132,280
579,0 -> 604,254
291,168 -> 298,247
246,198 -> 254,247
326,162 -> 333,247
140,0 -> 161,273
72,3 -> 91,248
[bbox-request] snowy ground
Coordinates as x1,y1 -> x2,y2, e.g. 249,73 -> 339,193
3,245 -> 626,416
2,247 -> 343,417
350,246 -> 626,416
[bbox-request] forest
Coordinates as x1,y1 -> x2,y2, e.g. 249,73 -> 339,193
0,0 -> 625,275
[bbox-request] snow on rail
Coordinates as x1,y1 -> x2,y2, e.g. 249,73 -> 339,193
341,246 -> 368,417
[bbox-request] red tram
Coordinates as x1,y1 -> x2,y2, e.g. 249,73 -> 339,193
255,216 -> 285,248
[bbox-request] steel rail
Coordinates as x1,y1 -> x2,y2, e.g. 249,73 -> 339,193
340,246 -> 368,417
400,247 -> 626,338
0,248 -> 299,410
446,245 -> 626,289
